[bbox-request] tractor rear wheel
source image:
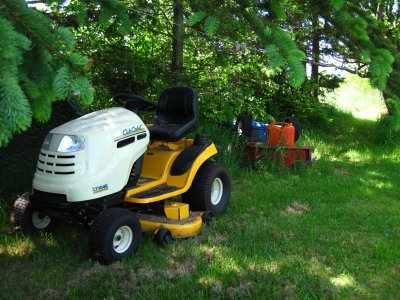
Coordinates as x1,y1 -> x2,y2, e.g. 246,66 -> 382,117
89,208 -> 141,264
11,193 -> 55,234
182,161 -> 231,215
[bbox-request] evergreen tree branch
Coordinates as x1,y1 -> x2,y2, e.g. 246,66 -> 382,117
307,60 -> 369,76
3,0 -> 57,53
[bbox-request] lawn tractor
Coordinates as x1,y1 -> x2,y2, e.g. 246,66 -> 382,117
11,86 -> 231,264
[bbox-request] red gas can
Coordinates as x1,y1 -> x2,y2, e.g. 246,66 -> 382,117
267,122 -> 295,147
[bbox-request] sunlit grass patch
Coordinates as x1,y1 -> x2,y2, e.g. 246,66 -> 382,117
343,149 -> 371,161
0,237 -> 35,256
330,273 -> 356,287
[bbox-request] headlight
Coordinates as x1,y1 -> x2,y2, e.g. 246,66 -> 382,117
41,133 -> 53,151
57,135 -> 85,152
41,133 -> 85,153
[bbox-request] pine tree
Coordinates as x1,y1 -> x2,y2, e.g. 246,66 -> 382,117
280,0 -> 400,128
187,0 -> 306,87
325,0 -> 400,128
238,6 -> 306,88
0,0 -> 130,147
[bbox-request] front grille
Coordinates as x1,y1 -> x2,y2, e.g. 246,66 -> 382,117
31,190 -> 71,212
33,189 -> 67,203
40,152 -> 76,159
37,151 -> 77,175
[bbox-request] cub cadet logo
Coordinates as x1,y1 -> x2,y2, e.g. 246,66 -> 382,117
123,125 -> 142,136
93,184 -> 108,194
114,125 -> 145,142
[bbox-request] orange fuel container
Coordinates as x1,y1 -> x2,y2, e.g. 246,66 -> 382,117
267,122 -> 295,147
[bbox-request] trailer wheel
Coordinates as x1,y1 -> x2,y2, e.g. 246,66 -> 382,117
284,116 -> 302,142
235,114 -> 252,139
182,161 -> 231,215
11,193 -> 55,234
89,208 -> 141,265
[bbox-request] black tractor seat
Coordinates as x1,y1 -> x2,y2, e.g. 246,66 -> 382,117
149,86 -> 198,142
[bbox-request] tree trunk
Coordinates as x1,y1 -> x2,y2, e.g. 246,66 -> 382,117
171,0 -> 184,86
311,14 -> 320,100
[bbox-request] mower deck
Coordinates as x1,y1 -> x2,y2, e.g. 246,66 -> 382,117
138,211 -> 203,238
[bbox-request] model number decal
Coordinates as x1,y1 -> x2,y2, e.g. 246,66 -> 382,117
114,125 -> 145,142
93,184 -> 109,194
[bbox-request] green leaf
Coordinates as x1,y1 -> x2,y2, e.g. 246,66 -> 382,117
186,11 -> 207,26
56,27 -> 76,50
69,53 -> 89,66
288,49 -> 306,61
99,8 -> 113,27
71,76 -> 94,106
263,26 -> 272,39
75,3 -> 87,25
118,15 -> 132,36
265,45 -> 285,69
270,1 -> 286,19
23,80 -> 41,99
30,91 -> 53,122
53,65 -> 72,99
287,56 -> 306,88
329,0 -> 345,11
0,17 -> 31,60
205,16 -> 219,35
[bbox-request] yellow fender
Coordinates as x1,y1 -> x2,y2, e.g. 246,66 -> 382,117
124,141 -> 217,203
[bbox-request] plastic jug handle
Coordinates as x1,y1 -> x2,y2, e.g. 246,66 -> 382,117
269,122 -> 291,127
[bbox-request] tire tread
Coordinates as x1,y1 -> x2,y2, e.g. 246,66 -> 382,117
182,161 -> 231,214
89,208 -> 141,264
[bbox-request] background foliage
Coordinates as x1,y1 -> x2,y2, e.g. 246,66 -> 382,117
2,0 -> 399,148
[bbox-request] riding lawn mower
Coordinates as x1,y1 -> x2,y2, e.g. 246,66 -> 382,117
11,86 -> 231,264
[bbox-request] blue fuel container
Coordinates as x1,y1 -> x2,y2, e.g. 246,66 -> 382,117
251,121 -> 267,142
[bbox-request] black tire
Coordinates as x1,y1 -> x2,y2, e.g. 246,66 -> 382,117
202,211 -> 214,225
235,114 -> 253,139
182,161 -> 231,215
11,193 -> 56,234
154,228 -> 172,246
88,208 -> 141,265
284,116 -> 302,142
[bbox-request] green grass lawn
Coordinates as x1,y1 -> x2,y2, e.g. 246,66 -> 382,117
1,108 -> 399,299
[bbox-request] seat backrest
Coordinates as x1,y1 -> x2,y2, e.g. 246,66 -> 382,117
156,87 -> 197,123
149,86 -> 198,141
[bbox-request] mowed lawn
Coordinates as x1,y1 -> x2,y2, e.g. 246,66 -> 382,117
0,113 -> 399,299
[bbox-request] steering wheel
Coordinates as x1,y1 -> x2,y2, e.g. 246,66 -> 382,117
114,93 -> 157,113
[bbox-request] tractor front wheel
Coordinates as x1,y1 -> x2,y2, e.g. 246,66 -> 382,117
11,193 -> 55,234
89,208 -> 141,264
154,228 -> 172,246
182,161 -> 231,215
